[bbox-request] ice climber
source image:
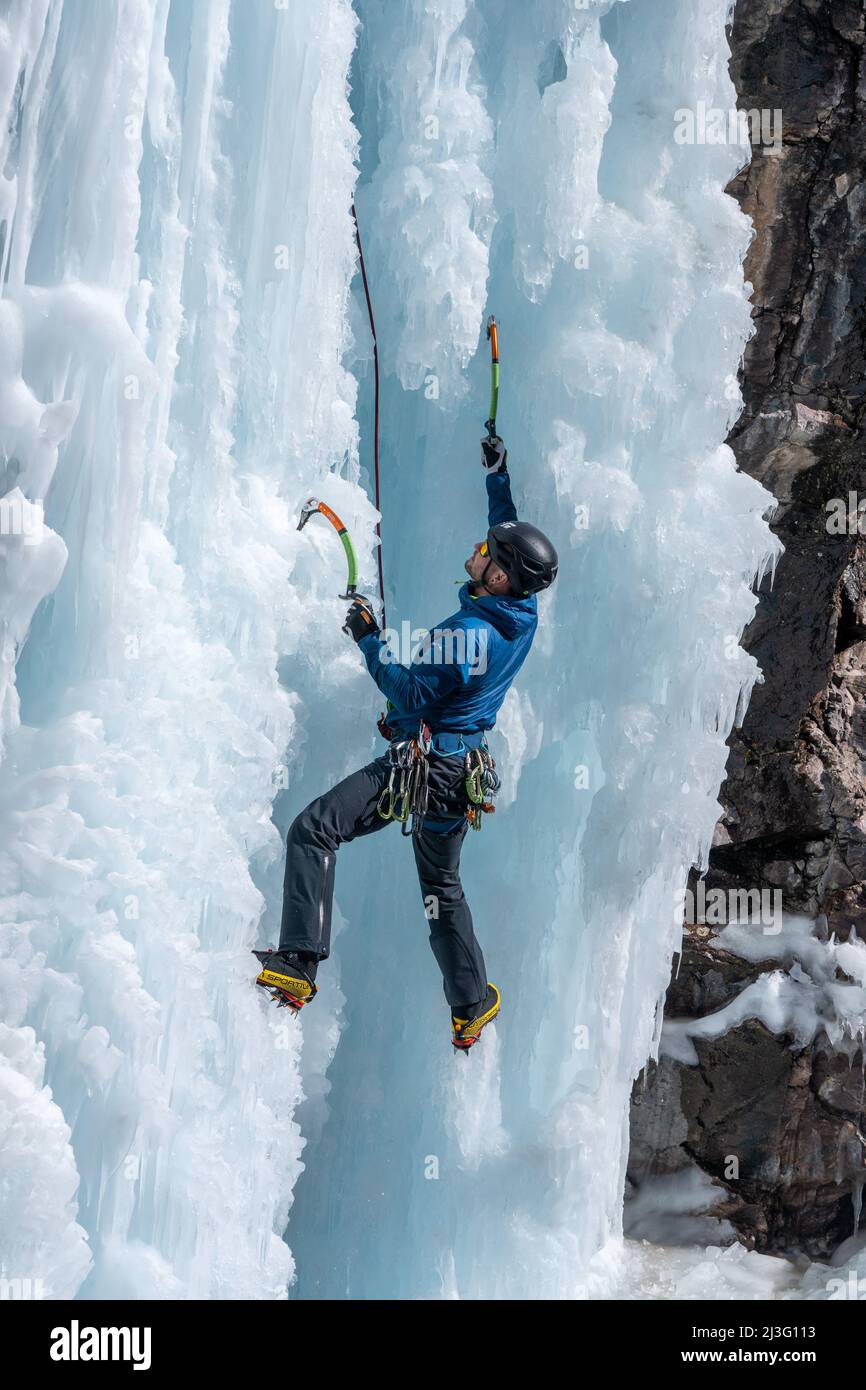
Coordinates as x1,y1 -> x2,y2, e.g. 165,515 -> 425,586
254,436 -> 558,1050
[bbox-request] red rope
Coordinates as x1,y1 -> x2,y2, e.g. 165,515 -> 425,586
351,203 -> 386,630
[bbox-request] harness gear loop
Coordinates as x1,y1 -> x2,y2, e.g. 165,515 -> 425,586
485,315 -> 499,440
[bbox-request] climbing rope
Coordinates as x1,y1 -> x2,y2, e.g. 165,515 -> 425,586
298,223 -> 496,629
352,203 -> 387,630
295,209 -> 385,625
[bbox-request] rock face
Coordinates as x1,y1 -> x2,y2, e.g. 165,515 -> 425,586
628,0 -> 866,1259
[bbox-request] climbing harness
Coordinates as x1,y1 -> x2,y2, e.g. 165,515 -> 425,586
377,722 -> 432,835
464,746 -> 501,831
485,314 -> 499,440
296,497 -> 359,599
376,723 -> 500,835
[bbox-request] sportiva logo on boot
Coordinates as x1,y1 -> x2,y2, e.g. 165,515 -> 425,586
49,1320 -> 152,1371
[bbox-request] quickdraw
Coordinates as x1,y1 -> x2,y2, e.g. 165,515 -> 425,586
464,747 -> 500,831
377,723 -> 431,835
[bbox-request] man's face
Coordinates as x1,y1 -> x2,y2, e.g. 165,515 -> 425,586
465,540 -> 486,581
465,541 -> 509,593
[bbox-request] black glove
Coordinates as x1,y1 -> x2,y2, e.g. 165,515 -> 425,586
481,435 -> 507,474
343,595 -> 380,644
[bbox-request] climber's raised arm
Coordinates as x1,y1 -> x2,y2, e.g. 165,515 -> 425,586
481,435 -> 518,527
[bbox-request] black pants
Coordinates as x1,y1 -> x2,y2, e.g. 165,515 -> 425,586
278,752 -> 488,1008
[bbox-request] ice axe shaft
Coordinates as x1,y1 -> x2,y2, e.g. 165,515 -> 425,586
485,315 -> 499,439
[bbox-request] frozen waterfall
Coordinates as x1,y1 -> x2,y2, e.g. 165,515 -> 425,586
0,0 -> 776,1300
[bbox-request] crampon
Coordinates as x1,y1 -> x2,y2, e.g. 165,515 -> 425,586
252,948 -> 317,1013
451,983 -> 500,1053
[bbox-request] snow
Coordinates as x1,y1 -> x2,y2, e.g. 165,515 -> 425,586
0,0 -> 795,1303
588,1237 -> 866,1303
662,918 -> 866,1065
625,1167 -> 737,1248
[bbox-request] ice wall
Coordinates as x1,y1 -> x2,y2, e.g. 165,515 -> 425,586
287,0 -> 779,1299
0,0 -> 368,1299
0,0 -> 778,1304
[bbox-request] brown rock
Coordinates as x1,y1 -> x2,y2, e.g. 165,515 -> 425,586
630,0 -> 866,1259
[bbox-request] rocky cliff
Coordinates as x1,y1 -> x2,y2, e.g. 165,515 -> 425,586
628,0 -> 866,1260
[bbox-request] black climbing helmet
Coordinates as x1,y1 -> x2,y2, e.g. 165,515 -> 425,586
486,521 -> 559,595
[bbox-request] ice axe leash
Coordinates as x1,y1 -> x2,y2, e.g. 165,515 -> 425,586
485,314 -> 499,440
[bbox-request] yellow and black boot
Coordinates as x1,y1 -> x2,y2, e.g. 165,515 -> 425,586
451,983 -> 500,1052
253,948 -> 318,1012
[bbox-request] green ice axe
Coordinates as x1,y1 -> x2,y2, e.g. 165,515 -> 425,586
485,315 -> 499,439
297,497 -> 359,600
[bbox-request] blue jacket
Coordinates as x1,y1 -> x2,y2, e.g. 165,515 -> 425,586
358,469 -> 538,737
